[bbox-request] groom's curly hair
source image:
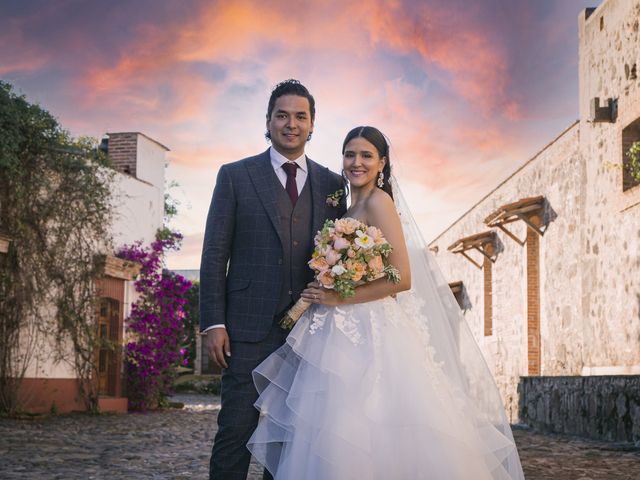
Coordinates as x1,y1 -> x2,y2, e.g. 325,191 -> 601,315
265,79 -> 316,141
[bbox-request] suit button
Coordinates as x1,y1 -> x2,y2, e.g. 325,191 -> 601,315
278,258 -> 283,264
293,217 -> 298,223
293,240 -> 299,246
288,290 -> 293,295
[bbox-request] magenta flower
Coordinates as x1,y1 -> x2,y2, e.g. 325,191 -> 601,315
117,230 -> 192,411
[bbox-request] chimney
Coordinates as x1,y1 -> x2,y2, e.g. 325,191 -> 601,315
106,132 -> 138,176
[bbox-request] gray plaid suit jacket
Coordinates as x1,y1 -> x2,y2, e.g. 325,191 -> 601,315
199,149 -> 346,342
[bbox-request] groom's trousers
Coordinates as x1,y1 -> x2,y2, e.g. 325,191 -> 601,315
210,323 -> 288,480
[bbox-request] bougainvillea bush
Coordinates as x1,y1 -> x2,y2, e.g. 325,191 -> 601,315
117,231 -> 191,411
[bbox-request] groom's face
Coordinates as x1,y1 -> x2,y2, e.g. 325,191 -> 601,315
266,94 -> 314,160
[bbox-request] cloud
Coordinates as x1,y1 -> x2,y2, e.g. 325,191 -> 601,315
75,0 -> 520,121
1,0 -> 593,268
362,0 -> 522,118
0,16 -> 50,75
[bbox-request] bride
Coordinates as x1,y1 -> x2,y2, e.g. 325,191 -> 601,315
247,126 -> 524,479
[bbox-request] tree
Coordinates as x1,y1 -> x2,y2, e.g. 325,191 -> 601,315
0,81 -> 113,413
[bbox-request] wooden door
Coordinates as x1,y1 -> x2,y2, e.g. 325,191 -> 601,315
96,298 -> 120,395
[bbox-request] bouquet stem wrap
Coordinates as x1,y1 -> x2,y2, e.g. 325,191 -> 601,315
279,298 -> 310,329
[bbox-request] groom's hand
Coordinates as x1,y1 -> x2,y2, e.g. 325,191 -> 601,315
207,328 -> 231,369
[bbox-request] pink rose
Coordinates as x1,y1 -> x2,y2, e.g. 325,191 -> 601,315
333,236 -> 350,251
325,248 -> 341,266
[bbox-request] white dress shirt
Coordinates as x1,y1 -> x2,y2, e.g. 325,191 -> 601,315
269,147 -> 308,195
202,147 -> 309,334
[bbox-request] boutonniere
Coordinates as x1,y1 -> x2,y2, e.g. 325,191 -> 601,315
326,189 -> 344,207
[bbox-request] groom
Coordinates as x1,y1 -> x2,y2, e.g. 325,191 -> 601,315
200,79 -> 346,479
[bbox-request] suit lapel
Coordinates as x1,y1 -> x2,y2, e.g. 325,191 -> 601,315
246,149 -> 285,247
307,158 -> 330,236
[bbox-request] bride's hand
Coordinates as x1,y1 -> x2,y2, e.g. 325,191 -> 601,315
301,282 -> 341,306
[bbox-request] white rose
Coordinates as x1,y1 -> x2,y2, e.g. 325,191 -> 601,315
331,264 -> 346,276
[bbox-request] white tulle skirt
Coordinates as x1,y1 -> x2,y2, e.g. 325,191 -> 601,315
247,297 -> 522,479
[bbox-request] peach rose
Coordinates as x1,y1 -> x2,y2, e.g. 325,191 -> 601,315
353,266 -> 365,282
309,256 -> 330,272
334,218 -> 361,235
346,259 -> 365,282
318,270 -> 335,288
368,255 -> 384,274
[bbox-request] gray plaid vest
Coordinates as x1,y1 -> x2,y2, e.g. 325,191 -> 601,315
275,179 -> 313,313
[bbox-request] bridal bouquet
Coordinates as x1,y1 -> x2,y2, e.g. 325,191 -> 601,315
280,217 -> 401,329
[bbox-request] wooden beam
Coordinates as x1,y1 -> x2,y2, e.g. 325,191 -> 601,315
484,196 -> 548,245
496,224 -> 526,246
461,251 -> 483,269
473,245 -> 496,263
95,254 -> 141,280
516,213 -> 546,237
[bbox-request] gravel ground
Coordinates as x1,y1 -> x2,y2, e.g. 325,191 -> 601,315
0,394 -> 638,479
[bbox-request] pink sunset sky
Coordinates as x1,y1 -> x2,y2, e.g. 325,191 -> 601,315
0,0 -> 600,269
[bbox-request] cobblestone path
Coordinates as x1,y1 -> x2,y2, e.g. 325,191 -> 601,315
0,394 -> 638,479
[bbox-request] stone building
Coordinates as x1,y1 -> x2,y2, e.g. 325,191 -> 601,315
18,132 -> 168,413
428,0 -> 640,441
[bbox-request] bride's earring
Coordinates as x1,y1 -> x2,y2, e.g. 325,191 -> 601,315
377,171 -> 384,188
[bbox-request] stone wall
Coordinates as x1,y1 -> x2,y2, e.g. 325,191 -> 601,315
519,376 -> 640,443
578,0 -> 640,373
429,124 -> 582,422
427,0 -> 640,425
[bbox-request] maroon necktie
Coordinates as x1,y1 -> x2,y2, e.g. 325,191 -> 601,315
282,162 -> 299,206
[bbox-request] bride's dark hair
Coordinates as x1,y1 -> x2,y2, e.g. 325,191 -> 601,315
341,126 -> 393,200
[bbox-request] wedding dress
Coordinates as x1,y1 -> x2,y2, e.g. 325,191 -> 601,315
247,178 -> 524,479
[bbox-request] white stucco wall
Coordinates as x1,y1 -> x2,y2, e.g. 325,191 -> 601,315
111,133 -> 166,247
111,172 -> 164,247
135,134 -> 166,192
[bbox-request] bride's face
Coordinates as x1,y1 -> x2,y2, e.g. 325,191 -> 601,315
343,137 -> 385,189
